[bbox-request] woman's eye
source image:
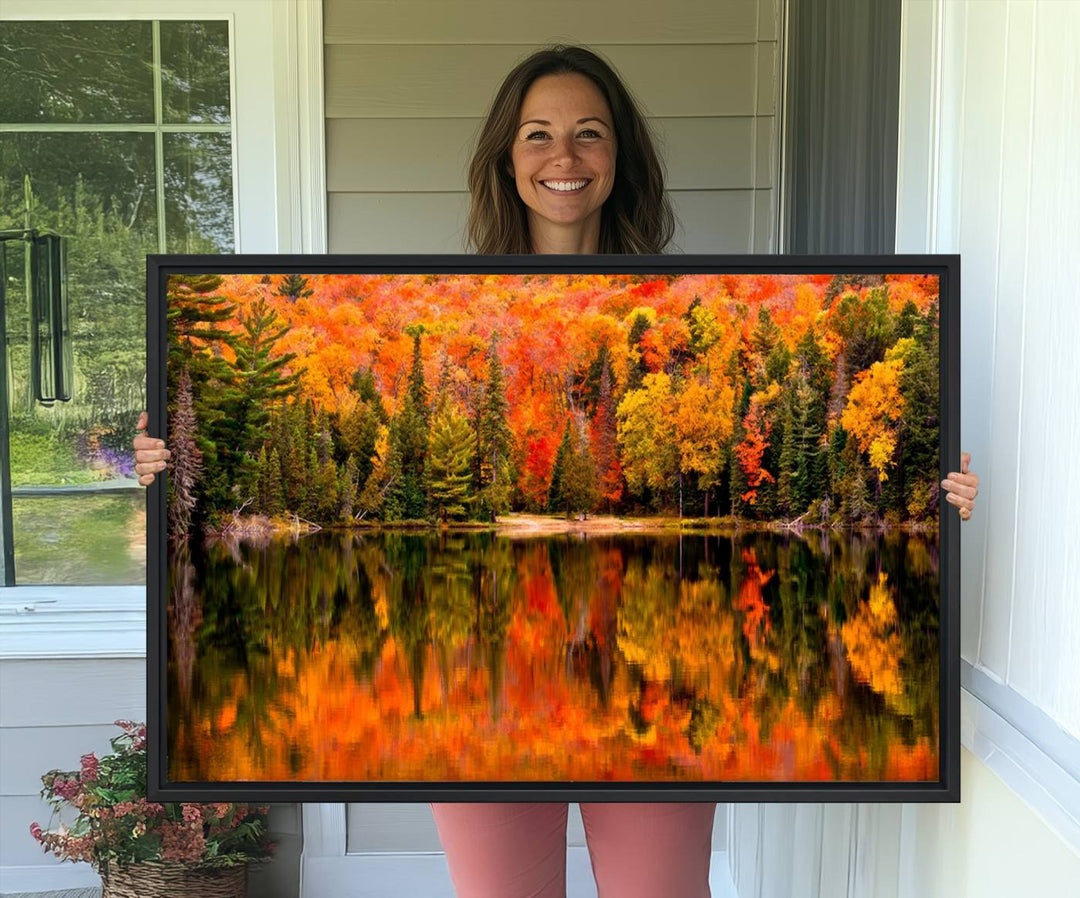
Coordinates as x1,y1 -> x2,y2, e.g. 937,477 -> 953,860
525,130 -> 550,140
579,129 -> 602,138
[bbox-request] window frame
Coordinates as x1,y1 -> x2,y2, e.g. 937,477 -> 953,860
0,0 -> 326,655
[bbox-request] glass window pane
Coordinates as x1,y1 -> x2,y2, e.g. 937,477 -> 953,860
2,132 -> 154,584
12,493 -> 146,585
160,20 -> 232,124
1,131 -> 156,425
0,21 -> 154,124
164,132 -> 235,252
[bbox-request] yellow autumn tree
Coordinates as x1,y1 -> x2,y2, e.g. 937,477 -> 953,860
840,344 -> 909,481
616,372 -> 678,498
674,376 -> 736,494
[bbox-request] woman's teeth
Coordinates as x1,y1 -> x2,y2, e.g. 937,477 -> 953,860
542,180 -> 589,192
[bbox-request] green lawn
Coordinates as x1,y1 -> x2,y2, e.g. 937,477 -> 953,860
12,492 -> 146,585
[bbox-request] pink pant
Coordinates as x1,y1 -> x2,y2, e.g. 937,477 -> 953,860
430,802 -> 716,898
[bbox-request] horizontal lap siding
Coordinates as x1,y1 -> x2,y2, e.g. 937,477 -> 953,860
325,2 -> 780,255
0,659 -> 145,867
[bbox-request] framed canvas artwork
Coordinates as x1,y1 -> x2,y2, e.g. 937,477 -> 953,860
147,254 -> 960,803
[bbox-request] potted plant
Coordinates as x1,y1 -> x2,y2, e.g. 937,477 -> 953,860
30,720 -> 275,897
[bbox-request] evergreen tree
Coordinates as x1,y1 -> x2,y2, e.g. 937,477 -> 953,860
339,454 -> 359,520
832,286 -> 895,379
590,354 -> 622,509
626,312 -> 651,390
562,421 -> 600,519
794,328 -> 831,503
281,401 -> 313,515
275,273 -> 314,303
263,446 -> 285,515
234,298 -> 301,442
777,386 -> 798,517
895,322 -> 939,520
405,326 -> 430,424
385,393 -> 429,521
313,452 -> 340,523
729,378 -> 752,516
351,367 -> 389,423
751,306 -> 782,356
751,307 -> 782,388
167,365 -> 203,540
547,419 -> 574,514
304,446 -> 323,520
426,402 -> 476,522
166,274 -> 238,517
478,337 -> 514,520
436,349 -> 454,402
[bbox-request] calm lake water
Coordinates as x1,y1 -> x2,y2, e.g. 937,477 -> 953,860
167,528 -> 940,784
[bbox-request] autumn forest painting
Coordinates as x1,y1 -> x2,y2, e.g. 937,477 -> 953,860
163,270 -> 943,788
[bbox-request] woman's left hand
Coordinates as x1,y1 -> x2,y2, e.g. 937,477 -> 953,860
941,452 -> 979,521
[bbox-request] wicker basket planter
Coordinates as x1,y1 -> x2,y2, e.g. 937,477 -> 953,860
100,862 -> 247,898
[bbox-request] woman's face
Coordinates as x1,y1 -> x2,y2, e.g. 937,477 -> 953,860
509,73 -> 617,241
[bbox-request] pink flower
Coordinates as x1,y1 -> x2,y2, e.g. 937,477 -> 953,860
181,805 -> 202,824
160,821 -> 206,863
29,822 -> 43,842
137,799 -> 166,818
80,753 -> 99,782
112,800 -> 136,817
52,777 -> 80,801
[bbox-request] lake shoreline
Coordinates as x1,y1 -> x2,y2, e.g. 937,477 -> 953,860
203,511 -> 936,541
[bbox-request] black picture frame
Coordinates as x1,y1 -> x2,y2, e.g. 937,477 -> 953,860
147,253 -> 960,804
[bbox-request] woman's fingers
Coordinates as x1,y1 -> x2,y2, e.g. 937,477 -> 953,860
131,411 -> 164,486
941,476 -> 978,499
945,491 -> 975,512
960,451 -> 971,475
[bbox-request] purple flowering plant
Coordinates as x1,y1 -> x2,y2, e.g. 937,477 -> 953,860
30,720 -> 275,876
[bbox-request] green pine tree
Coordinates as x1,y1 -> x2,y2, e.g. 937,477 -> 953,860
276,273 -> 314,303
385,392 -> 429,521
478,337 -> 514,521
562,422 -> 600,519
547,419 -> 574,515
426,402 -> 476,522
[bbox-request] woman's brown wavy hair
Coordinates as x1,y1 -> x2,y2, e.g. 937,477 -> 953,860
466,45 -> 676,255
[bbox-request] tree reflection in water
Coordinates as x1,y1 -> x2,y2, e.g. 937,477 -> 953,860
167,529 -> 939,784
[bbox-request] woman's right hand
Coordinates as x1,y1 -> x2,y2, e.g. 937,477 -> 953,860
133,411 -> 170,487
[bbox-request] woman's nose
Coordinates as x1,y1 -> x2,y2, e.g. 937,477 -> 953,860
548,134 -> 580,165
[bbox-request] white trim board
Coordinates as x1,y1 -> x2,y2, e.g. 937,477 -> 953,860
0,587 -> 145,659
961,677 -> 1080,855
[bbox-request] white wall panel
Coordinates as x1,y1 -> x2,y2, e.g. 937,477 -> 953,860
1004,0 -> 1080,731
